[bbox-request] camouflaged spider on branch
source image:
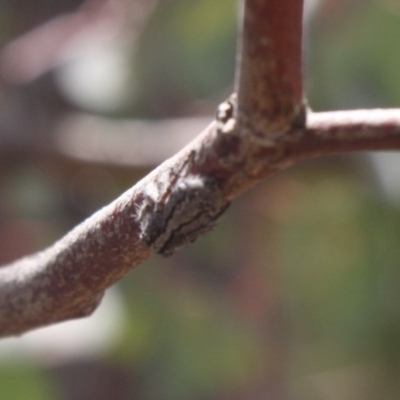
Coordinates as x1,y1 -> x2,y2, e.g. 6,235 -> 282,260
136,97 -> 237,256
136,158 -> 230,257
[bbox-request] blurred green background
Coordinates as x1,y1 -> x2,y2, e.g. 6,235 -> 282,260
1,0 -> 400,399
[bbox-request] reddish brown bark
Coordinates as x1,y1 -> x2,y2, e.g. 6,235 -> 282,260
236,0 -> 304,138
2,0 -> 400,337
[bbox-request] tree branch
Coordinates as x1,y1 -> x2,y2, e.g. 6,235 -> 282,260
55,114 -> 211,166
0,0 -> 305,336
0,178 -> 150,336
301,110 -> 400,157
236,0 -> 304,139
3,0 -> 400,338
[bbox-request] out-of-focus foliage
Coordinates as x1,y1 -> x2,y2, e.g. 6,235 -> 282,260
134,0 -> 236,116
0,364 -> 58,400
308,0 -> 400,109
282,166 -> 400,362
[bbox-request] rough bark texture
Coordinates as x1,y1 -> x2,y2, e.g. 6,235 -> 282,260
2,0 -> 400,337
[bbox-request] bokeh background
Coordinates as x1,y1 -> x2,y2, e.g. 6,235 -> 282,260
1,0 -> 400,399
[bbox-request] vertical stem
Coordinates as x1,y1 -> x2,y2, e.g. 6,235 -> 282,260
236,0 -> 305,139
